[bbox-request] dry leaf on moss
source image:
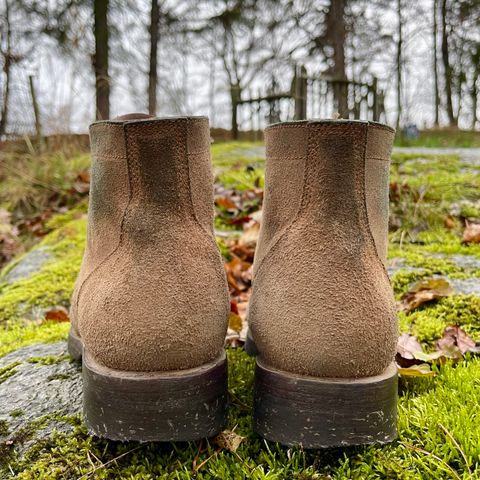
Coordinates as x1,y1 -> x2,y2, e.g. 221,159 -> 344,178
462,222 -> 480,244
398,364 -> 435,377
436,325 -> 480,355
214,430 -> 245,453
44,307 -> 70,323
401,278 -> 453,312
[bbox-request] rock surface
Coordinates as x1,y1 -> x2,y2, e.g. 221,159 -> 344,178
0,342 -> 82,457
0,247 -> 52,285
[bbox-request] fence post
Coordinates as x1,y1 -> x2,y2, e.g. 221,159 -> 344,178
372,76 -> 379,121
294,64 -> 308,120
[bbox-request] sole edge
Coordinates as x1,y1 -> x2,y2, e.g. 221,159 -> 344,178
253,360 -> 398,448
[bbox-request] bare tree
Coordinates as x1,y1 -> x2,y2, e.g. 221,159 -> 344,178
185,0 -> 281,138
325,0 -> 348,118
148,0 -> 159,115
395,0 -> 403,130
433,0 -> 440,126
94,0 -> 110,120
440,0 -> 456,126
471,43 -> 480,129
0,0 -> 12,136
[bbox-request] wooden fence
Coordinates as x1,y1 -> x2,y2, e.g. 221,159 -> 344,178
233,64 -> 385,139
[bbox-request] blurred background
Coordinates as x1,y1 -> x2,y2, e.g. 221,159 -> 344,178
0,0 -> 479,141
3,3 -> 480,475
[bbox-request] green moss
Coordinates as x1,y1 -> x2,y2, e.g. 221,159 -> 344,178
0,218 -> 85,323
391,269 -> 429,297
47,372 -> 73,381
27,355 -> 70,366
0,321 -> 70,359
0,413 -> 82,468
389,152 -> 480,238
394,128 -> 480,148
4,351 -> 480,479
0,362 -> 20,383
10,409 -> 25,418
399,295 -> 480,346
216,236 -> 232,260
44,201 -> 88,230
211,141 -> 263,168
0,420 -> 9,436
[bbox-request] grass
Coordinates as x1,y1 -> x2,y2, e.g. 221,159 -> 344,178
2,351 -> 480,478
1,139 -> 480,478
394,128 -> 480,148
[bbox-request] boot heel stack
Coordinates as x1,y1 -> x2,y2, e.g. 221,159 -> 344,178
253,359 -> 397,448
82,349 -> 228,442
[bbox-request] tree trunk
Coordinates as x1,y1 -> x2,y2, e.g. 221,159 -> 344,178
93,0 -> 110,120
29,75 -> 44,148
395,0 -> 402,130
472,63 -> 479,129
230,84 -> 240,140
472,80 -> 478,130
0,0 -> 11,137
440,0 -> 456,127
433,0 -> 440,126
148,0 -> 160,116
329,0 -> 348,118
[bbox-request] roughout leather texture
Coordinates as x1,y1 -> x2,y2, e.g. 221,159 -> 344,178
70,115 -> 229,372
248,120 -> 397,378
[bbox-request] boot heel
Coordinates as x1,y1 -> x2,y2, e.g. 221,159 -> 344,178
82,349 -> 228,442
67,328 -> 83,362
253,359 -> 397,448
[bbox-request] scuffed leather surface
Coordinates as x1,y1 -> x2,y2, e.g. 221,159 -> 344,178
365,125 -> 394,264
71,117 -> 229,372
248,121 -> 397,378
70,123 -> 129,333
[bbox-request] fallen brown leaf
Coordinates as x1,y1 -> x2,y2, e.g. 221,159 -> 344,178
396,333 -> 425,367
216,196 -> 238,210
214,430 -> 245,453
444,215 -> 456,230
401,278 -> 453,312
398,364 -> 435,377
436,325 -> 480,355
238,221 -> 260,247
228,312 -> 243,332
44,307 -> 70,323
462,222 -> 480,244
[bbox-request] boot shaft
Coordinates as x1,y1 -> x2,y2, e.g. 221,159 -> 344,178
255,120 -> 393,275
249,120 -> 397,380
71,116 -> 229,373
87,117 -> 214,258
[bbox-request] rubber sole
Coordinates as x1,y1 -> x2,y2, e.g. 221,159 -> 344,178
67,328 -> 83,362
68,328 -> 228,442
244,329 -> 259,356
254,358 -> 398,448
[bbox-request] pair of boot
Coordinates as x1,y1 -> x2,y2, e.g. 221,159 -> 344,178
69,114 -> 398,448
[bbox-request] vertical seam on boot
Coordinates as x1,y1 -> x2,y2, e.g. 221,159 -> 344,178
185,118 -> 230,310
362,124 -> 392,284
74,124 -> 132,314
252,127 -> 309,277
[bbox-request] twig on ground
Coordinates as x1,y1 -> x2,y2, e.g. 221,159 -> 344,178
77,445 -> 143,479
403,443 -> 462,480
439,423 -> 472,475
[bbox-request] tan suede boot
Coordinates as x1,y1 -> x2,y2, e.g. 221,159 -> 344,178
248,120 -> 398,447
68,115 -> 230,441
